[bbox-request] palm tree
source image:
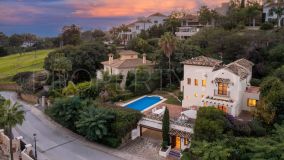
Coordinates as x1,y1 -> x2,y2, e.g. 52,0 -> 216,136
0,100 -> 25,160
159,32 -> 176,86
76,107 -> 114,141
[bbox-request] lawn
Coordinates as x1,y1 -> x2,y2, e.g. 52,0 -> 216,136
0,49 -> 53,83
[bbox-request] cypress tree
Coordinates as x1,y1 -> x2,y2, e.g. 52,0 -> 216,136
162,107 -> 170,148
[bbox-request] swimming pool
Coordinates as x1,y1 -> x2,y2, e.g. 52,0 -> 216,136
124,96 -> 165,112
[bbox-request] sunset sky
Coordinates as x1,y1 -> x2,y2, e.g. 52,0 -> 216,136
0,0 -> 228,36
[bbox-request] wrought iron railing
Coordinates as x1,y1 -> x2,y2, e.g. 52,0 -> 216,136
214,90 -> 230,98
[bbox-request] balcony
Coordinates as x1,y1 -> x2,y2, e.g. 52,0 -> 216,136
214,90 -> 230,98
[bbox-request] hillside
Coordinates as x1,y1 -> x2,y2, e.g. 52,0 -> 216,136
0,49 -> 52,83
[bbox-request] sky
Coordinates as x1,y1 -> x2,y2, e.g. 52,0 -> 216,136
0,0 -> 228,37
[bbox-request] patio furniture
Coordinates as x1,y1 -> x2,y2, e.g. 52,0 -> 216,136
153,106 -> 166,116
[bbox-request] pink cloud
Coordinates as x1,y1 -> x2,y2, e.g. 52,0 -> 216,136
0,4 -> 43,24
67,0 -> 229,18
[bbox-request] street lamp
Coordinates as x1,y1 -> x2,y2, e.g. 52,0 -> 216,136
33,133 -> 38,160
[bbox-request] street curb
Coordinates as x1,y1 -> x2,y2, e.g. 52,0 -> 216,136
23,97 -> 148,160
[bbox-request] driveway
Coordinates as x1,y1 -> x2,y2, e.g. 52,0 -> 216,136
0,91 -> 123,160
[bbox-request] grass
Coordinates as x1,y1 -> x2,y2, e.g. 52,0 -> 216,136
153,90 -> 182,106
0,49 -> 53,83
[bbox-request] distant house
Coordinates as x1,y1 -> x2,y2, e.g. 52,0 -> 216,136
263,1 -> 284,26
180,56 -> 260,117
175,14 -> 204,39
118,13 -> 167,44
21,41 -> 35,48
101,50 -> 155,87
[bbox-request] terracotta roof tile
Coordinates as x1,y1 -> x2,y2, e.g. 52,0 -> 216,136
148,12 -> 167,17
182,56 -> 222,67
102,59 -> 154,69
225,63 -> 249,80
246,86 -> 260,94
118,50 -> 139,55
234,58 -> 254,70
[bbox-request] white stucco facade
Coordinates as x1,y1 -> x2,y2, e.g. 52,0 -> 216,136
181,56 -> 260,117
118,13 -> 167,44
263,2 -> 284,26
175,15 -> 204,39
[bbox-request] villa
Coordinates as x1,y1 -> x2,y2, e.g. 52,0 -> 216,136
180,56 -> 260,117
263,1 -> 284,26
175,14 -> 204,39
101,50 -> 155,87
118,13 -> 167,44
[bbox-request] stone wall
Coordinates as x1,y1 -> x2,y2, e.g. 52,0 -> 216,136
19,93 -> 38,104
21,144 -> 34,160
0,129 -> 34,160
0,129 -> 21,157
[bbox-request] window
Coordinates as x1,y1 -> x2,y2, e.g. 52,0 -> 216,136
202,80 -> 206,87
195,79 -> 198,86
194,93 -> 198,97
218,82 -> 228,95
154,20 -> 158,24
187,78 -> 191,85
269,9 -> 274,16
184,138 -> 189,145
136,26 -> 140,30
247,99 -> 257,107
201,94 -> 205,98
203,102 -> 207,106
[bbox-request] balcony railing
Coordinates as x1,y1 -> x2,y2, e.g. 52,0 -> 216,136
214,90 -> 230,98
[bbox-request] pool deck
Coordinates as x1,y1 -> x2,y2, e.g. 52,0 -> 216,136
143,103 -> 187,119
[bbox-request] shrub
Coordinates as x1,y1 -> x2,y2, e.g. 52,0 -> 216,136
194,107 -> 231,141
249,120 -> 266,136
100,137 -> 121,148
250,78 -> 261,86
46,96 -> 83,131
76,107 -> 114,141
12,72 -> 33,85
62,81 -> 78,96
260,22 -> 274,30
234,122 -> 252,136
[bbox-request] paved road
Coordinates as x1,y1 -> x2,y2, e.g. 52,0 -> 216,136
0,91 -> 123,160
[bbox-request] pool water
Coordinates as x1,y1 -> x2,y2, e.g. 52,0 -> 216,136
125,96 -> 162,111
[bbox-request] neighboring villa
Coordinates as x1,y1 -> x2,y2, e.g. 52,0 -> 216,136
118,13 -> 167,44
263,1 -> 284,26
101,50 -> 155,87
180,56 -> 260,117
175,14 -> 204,39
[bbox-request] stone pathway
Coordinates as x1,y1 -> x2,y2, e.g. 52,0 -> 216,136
120,137 -> 162,160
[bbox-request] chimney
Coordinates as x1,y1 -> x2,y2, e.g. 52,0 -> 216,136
108,53 -> 113,64
142,53 -> 147,64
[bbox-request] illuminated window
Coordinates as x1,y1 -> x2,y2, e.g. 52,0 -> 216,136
202,80 -> 206,87
195,79 -> 198,86
201,94 -> 205,98
194,93 -> 198,97
218,82 -> 228,95
204,102 -> 207,106
184,138 -> 189,145
187,78 -> 191,85
247,99 -> 257,107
